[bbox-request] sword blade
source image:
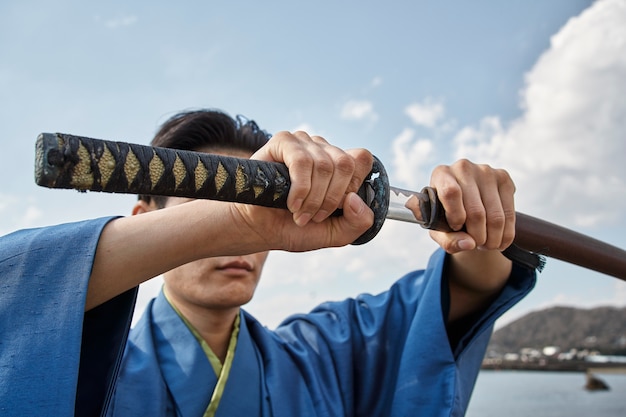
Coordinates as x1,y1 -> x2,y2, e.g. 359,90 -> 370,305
386,186 -> 431,225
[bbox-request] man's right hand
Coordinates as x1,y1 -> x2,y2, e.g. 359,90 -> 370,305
234,130 -> 375,252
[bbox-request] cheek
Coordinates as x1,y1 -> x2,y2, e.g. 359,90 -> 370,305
164,262 -> 215,292
252,252 -> 270,269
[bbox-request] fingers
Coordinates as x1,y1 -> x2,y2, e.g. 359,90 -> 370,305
251,130 -> 373,227
430,159 -> 516,253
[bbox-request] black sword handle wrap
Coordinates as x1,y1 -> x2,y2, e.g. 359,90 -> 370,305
35,132 -> 389,245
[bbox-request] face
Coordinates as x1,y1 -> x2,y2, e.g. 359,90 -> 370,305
162,197 -> 269,310
135,147 -> 269,312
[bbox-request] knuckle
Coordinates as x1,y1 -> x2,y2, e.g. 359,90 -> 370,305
440,239 -> 458,254
292,130 -> 312,140
465,205 -> 486,223
334,152 -> 356,176
502,229 -> 515,248
322,193 -> 342,209
354,148 -> 374,166
311,135 -> 329,145
487,210 -> 506,229
431,163 -> 451,178
315,157 -> 334,178
452,158 -> 474,174
292,150 -> 314,170
497,169 -> 516,193
504,207 -> 516,222
437,183 -> 462,201
429,231 -> 457,254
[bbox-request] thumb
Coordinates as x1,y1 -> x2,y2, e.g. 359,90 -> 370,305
333,193 -> 374,244
429,230 -> 477,254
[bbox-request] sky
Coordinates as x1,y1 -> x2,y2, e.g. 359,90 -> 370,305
1,0 -> 625,329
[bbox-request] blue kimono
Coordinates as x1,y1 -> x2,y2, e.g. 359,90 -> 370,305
0,218 -> 535,417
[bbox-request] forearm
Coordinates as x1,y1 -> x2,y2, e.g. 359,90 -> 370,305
86,200 -> 268,310
86,192 -> 372,310
446,249 -> 512,324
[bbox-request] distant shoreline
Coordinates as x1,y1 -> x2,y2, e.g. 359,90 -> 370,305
482,359 -> 626,373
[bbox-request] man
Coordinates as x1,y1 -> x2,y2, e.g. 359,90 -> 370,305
0,109 -> 535,417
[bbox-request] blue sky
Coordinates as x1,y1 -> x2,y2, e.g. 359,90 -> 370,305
1,0 -> 624,329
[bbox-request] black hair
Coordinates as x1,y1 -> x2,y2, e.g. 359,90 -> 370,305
139,109 -> 271,208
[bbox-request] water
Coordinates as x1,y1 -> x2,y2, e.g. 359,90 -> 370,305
466,370 -> 626,417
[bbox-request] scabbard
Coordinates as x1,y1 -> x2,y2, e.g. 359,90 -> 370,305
514,213 -> 626,281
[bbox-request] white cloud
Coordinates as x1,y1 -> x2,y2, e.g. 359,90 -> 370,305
340,100 -> 378,123
405,99 -> 445,128
0,194 -> 16,213
21,206 -> 43,227
390,128 -> 436,189
291,122 -> 316,135
538,279 -> 626,310
451,0 -> 626,228
104,15 -> 138,29
0,195 -> 43,236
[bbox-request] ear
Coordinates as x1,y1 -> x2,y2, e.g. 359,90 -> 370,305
132,199 -> 156,216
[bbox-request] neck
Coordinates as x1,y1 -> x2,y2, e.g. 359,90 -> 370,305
167,294 -> 239,363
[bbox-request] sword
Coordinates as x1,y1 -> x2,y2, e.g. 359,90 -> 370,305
34,132 -> 626,281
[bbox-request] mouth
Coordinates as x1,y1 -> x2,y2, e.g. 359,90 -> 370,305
216,260 -> 254,274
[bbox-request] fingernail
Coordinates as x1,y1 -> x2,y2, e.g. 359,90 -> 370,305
294,212 -> 312,226
458,239 -> 475,251
291,198 -> 303,213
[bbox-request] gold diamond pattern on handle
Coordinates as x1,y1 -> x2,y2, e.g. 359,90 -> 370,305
125,148 -> 141,186
235,164 -> 247,195
195,157 -> 208,191
215,162 -> 227,192
173,154 -> 186,190
71,142 -> 94,189
99,144 -> 115,188
149,151 -> 165,190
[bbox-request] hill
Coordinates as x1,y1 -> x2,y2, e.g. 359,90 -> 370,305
487,305 -> 626,356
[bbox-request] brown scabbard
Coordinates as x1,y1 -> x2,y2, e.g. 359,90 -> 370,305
514,213 -> 626,281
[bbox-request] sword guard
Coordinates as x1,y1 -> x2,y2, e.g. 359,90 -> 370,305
350,156 -> 390,245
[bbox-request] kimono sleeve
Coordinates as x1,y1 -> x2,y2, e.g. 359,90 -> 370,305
271,249 -> 536,416
0,217 -> 136,417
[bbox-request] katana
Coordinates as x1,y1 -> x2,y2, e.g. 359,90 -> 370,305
34,132 -> 626,281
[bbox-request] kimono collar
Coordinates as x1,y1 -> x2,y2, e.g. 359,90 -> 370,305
152,291 -> 262,417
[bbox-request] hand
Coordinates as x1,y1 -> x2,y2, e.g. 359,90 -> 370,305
88,132 -> 374,310
407,159 -> 515,322
234,131 -> 375,251
426,159 -> 516,254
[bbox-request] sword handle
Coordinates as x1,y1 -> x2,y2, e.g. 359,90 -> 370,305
416,186 -> 545,271
34,132 -> 389,245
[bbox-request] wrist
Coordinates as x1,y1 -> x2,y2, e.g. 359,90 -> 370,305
448,249 -> 512,294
